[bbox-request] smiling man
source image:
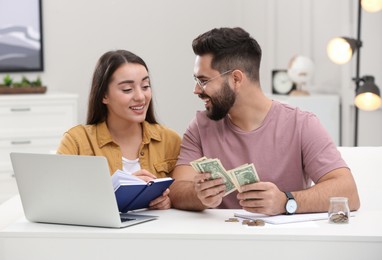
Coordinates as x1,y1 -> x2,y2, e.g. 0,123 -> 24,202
169,27 -> 360,215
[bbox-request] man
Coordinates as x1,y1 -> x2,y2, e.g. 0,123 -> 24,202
169,27 -> 360,215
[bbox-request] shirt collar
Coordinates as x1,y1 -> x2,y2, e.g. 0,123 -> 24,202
96,121 -> 114,148
95,121 -> 161,147
142,121 -> 162,144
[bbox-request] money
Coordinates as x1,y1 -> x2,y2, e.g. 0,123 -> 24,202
329,212 -> 349,224
229,163 -> 260,192
190,157 -> 260,196
190,156 -> 207,172
197,158 -> 237,196
242,219 -> 265,226
225,217 -> 239,222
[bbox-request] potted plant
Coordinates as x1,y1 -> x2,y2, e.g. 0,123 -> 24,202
0,75 -> 47,94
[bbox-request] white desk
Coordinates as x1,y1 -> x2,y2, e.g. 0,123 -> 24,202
1,196 -> 381,260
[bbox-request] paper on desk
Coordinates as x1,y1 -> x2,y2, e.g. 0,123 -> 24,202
234,210 -> 329,224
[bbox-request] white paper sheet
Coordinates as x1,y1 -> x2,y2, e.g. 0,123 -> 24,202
234,210 -> 330,224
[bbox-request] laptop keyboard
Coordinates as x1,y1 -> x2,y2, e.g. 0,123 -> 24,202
120,214 -> 136,222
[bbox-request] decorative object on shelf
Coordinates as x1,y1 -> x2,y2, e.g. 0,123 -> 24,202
0,75 -> 47,94
327,0 -> 382,146
287,55 -> 314,96
271,69 -> 296,95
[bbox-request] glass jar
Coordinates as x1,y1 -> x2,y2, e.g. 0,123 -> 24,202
328,197 -> 350,224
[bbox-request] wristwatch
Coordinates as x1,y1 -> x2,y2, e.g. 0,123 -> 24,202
284,191 -> 297,215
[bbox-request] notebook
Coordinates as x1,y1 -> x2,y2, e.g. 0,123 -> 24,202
9,152 -> 157,228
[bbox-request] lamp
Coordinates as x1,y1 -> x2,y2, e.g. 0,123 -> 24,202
327,0 -> 382,146
361,0 -> 382,12
327,37 -> 361,64
354,76 -> 382,111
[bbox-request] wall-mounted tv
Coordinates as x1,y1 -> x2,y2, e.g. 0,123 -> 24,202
0,0 -> 44,72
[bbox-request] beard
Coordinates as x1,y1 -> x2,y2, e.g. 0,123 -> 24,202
201,80 -> 236,121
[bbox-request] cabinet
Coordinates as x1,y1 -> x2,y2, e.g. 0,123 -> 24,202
0,92 -> 78,203
0,92 -> 78,175
268,94 -> 340,145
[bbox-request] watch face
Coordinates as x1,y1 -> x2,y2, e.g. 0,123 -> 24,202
272,70 -> 295,95
286,199 -> 298,214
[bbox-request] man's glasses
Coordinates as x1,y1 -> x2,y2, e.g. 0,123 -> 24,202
193,70 -> 233,92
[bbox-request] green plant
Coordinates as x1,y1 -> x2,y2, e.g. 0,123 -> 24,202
3,74 -> 13,86
2,75 -> 43,87
31,76 -> 42,87
13,76 -> 31,88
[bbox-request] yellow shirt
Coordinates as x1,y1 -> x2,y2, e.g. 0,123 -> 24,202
57,121 -> 181,178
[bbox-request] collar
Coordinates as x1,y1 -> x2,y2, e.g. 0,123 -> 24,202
96,121 -> 114,148
142,121 -> 162,144
95,121 -> 161,148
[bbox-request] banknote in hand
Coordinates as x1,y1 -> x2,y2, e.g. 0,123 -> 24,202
229,163 -> 260,192
190,157 -> 260,196
196,158 -> 237,196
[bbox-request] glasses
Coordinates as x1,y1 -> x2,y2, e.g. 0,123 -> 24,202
193,70 -> 233,92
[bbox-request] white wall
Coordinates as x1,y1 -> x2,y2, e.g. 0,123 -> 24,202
1,0 -> 381,146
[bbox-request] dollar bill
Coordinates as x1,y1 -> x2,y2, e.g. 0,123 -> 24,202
190,156 -> 207,172
190,157 -> 260,196
229,163 -> 260,192
197,159 -> 237,196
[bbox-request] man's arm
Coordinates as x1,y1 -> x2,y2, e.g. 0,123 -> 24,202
294,167 -> 360,212
169,165 -> 206,211
238,167 -> 360,215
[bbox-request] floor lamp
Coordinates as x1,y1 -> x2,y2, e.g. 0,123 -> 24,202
327,0 -> 382,146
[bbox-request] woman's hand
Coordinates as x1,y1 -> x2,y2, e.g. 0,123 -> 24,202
132,169 -> 157,182
148,188 -> 171,210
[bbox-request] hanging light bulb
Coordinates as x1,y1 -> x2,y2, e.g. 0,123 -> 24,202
361,0 -> 382,12
354,76 -> 382,111
327,37 -> 359,64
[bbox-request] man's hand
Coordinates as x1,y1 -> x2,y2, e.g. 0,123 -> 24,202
194,172 -> 226,208
237,181 -> 286,215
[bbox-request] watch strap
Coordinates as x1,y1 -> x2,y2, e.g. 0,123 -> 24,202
284,191 -> 297,215
284,191 -> 294,200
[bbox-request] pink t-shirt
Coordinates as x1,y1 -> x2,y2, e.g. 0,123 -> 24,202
177,100 -> 347,208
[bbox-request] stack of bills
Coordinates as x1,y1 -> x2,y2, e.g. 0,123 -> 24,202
190,157 -> 260,196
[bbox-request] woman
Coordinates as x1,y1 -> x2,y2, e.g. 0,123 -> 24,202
57,50 -> 181,210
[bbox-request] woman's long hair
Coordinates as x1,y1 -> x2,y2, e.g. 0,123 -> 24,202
86,50 -> 157,125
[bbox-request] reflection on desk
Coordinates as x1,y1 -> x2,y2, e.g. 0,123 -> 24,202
1,195 -> 382,260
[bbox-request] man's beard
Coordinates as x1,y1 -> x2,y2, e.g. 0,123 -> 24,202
203,80 -> 236,121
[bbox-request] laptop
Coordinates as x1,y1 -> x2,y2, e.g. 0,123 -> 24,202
10,152 -> 157,228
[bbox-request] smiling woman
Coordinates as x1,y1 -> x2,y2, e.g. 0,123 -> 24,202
56,50 -> 182,211
102,63 -> 152,124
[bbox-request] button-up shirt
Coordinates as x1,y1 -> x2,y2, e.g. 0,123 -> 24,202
57,121 -> 181,178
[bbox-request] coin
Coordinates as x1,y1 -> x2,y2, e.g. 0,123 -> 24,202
242,219 -> 265,226
329,213 -> 349,223
225,217 -> 239,222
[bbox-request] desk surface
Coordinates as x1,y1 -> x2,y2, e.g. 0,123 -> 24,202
1,195 -> 382,260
